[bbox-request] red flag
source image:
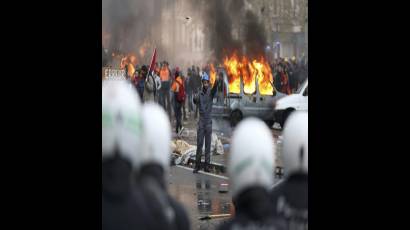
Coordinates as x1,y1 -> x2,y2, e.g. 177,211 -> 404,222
148,47 -> 157,74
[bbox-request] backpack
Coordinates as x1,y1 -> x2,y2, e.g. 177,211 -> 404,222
176,80 -> 186,103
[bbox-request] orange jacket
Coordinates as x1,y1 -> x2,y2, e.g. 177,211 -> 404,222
160,66 -> 170,81
171,76 -> 184,93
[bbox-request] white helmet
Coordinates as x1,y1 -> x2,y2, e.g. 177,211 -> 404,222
282,111 -> 308,176
102,80 -> 142,168
228,118 -> 275,198
139,103 -> 172,172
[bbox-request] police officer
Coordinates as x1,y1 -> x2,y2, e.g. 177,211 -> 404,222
192,72 -> 218,173
102,80 -> 153,230
218,118 -> 285,230
270,112 -> 308,230
136,103 -> 191,230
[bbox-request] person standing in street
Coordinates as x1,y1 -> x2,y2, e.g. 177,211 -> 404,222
274,65 -> 282,93
143,68 -> 157,103
154,69 -> 162,103
192,72 -> 218,173
136,65 -> 148,101
159,61 -> 172,118
281,66 -> 292,95
171,68 -> 185,135
215,72 -> 225,105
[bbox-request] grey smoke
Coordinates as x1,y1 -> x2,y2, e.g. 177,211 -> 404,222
102,0 -> 163,63
203,0 -> 268,62
203,0 -> 241,61
102,0 -> 269,67
243,10 -> 267,60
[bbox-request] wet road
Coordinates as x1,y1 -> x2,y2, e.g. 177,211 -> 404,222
167,166 -> 234,230
168,111 -> 284,229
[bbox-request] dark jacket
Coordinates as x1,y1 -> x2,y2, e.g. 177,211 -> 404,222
185,76 -> 191,94
218,187 -> 285,230
136,164 -> 190,230
102,156 -> 154,230
274,72 -> 282,93
270,173 -> 308,229
191,72 -> 202,93
193,84 -> 217,121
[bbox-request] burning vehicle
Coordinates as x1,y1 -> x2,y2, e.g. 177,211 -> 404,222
211,53 -> 286,126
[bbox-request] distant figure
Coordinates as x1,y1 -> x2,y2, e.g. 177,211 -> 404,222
159,62 -> 172,118
215,72 -> 225,105
137,65 -> 148,101
171,68 -> 185,135
143,69 -> 157,103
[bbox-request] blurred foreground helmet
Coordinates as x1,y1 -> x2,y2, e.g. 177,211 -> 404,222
282,111 -> 308,176
228,118 -> 275,198
140,103 -> 171,172
102,80 -> 142,167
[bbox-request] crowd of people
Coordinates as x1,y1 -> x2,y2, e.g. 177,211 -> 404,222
119,60 -> 206,136
108,55 -> 307,137
271,57 -> 308,95
102,79 -> 308,230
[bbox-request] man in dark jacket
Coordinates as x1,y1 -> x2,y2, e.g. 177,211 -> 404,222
192,72 -> 218,173
136,65 -> 148,101
274,65 -> 283,93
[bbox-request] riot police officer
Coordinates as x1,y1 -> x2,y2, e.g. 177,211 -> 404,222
136,103 -> 190,230
102,80 -> 153,230
218,118 -> 284,230
270,112 -> 308,230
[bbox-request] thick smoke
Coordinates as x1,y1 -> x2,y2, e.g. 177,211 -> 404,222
203,0 -> 240,61
203,0 -> 268,62
102,0 -> 269,67
102,0 -> 163,63
243,10 -> 267,59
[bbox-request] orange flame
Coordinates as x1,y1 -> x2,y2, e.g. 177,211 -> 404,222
223,53 -> 241,94
210,63 -> 216,87
223,52 -> 274,96
117,54 -> 138,80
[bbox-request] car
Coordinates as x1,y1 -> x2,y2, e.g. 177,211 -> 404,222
273,78 -> 308,128
211,67 -> 287,127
